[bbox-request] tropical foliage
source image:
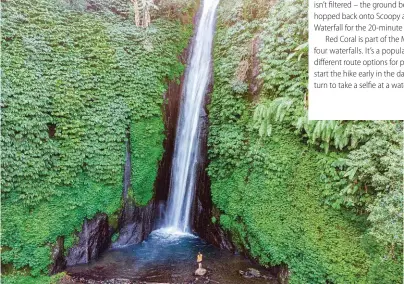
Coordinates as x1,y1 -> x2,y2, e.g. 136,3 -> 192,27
209,0 -> 403,283
1,0 -> 192,279
1,0 -> 402,283
252,0 -> 403,255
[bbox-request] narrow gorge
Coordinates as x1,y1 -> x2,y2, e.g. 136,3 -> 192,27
64,0 -> 278,282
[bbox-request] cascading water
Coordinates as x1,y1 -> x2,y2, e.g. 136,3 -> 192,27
65,2 -> 280,282
164,0 -> 219,233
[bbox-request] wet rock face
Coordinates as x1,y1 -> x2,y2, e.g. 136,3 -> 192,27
154,49 -> 187,205
191,91 -> 235,251
249,35 -> 263,100
112,139 -> 156,248
193,194 -> 235,251
112,200 -> 155,247
277,266 -> 290,284
66,214 -> 110,266
49,236 -> 66,275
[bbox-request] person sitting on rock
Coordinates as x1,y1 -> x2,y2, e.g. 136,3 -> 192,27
197,252 -> 203,268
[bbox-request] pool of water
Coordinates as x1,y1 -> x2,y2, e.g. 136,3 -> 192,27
67,229 -> 279,283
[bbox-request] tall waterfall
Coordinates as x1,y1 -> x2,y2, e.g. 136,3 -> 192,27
164,0 -> 219,233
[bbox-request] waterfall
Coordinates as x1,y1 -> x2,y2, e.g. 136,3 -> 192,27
164,0 -> 219,233
123,139 -> 131,199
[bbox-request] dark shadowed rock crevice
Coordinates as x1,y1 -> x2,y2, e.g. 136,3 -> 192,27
113,139 -> 156,247
49,214 -> 115,273
65,213 -> 111,266
191,92 -> 235,251
49,236 -> 66,275
153,0 -> 201,211
154,49 -> 188,208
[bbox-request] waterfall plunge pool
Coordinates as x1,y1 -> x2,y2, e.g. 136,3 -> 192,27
67,1 -> 280,282
66,229 -> 279,283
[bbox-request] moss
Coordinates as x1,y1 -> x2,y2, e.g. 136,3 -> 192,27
131,117 -> 165,206
1,174 -> 122,276
108,211 -> 121,231
2,0 -> 192,207
1,0 -> 192,277
210,128 -> 393,283
1,273 -> 65,284
209,1 -> 403,282
111,232 -> 120,243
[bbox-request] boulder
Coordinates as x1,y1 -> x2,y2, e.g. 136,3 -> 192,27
239,268 -> 261,278
66,213 -> 110,266
112,200 -> 155,247
247,268 -> 261,277
195,267 -> 207,276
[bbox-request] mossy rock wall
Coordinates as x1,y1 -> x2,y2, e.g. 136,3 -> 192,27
1,0 -> 193,278
208,0 -> 402,283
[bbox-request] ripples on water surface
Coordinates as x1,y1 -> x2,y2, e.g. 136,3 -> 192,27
67,229 -> 278,283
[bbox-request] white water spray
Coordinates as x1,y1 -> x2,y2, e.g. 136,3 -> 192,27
164,0 -> 219,233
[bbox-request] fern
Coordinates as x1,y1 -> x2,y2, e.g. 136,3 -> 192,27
254,98 -> 294,137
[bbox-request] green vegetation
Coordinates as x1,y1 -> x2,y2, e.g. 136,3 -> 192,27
209,0 -> 403,283
2,175 -> 121,275
255,0 -> 403,255
131,117 -> 165,205
1,0 -> 402,283
211,129 -> 373,283
1,0 -> 193,280
1,273 -> 65,284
